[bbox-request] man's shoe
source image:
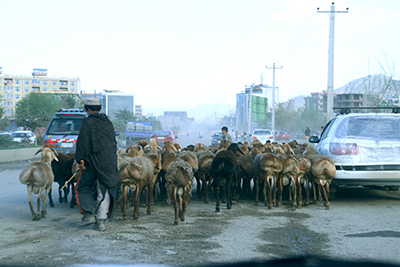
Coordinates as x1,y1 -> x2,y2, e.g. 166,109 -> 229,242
79,214 -> 96,226
96,219 -> 106,231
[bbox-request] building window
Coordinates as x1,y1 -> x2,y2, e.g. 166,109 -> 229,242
5,94 -> 12,100
60,81 -> 68,86
24,80 -> 30,85
70,88 -> 75,92
15,80 -> 21,85
42,80 -> 48,85
15,87 -> 20,92
52,81 -> 57,86
59,88 -> 68,92
52,88 -> 58,91
32,87 -> 40,92
345,95 -> 350,100
5,86 -> 13,92
70,81 -> 76,86
42,87 -> 48,91
24,87 -> 30,93
354,95 -> 359,100
15,94 -> 21,100
5,109 -> 13,115
32,79 -> 40,85
5,101 -> 13,107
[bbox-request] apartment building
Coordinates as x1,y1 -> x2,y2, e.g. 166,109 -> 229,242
0,68 -> 80,117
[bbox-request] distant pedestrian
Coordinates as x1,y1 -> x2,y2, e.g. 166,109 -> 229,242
305,127 -> 311,143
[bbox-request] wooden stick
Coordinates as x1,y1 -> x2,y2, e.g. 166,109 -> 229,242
60,169 -> 81,191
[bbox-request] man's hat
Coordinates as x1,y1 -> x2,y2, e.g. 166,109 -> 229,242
86,98 -> 101,106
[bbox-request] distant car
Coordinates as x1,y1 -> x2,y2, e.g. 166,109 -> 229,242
11,130 -> 36,144
150,130 -> 177,146
251,129 -> 274,144
211,132 -> 223,146
309,109 -> 400,198
277,131 -> 290,140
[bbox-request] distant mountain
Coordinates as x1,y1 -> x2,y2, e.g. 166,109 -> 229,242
143,103 -> 235,123
334,74 -> 399,95
287,74 -> 400,109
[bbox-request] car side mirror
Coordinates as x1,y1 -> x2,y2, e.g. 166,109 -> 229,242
115,131 -> 119,136
309,136 -> 319,143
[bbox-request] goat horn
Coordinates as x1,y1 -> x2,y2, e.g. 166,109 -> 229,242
35,148 -> 44,155
50,147 -> 59,156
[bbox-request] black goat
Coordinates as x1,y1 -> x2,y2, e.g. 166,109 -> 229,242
49,153 -> 77,208
210,143 -> 244,212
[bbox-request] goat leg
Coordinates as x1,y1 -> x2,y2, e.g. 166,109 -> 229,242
122,184 -> 128,220
215,177 -> 220,212
181,191 -> 189,222
297,179 -> 303,209
27,186 -> 38,220
173,187 -> 179,225
146,186 -> 151,215
48,188 -> 55,208
41,184 -> 52,218
291,179 -> 297,211
277,174 -> 283,207
266,178 -> 272,209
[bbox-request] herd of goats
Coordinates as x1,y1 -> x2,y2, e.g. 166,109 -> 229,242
18,138 -> 336,225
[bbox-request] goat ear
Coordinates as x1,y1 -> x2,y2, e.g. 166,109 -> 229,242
52,153 -> 59,162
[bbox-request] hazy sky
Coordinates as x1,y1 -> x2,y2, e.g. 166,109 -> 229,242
1,0 -> 399,111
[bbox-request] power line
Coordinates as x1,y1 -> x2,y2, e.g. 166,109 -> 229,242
276,0 -> 328,64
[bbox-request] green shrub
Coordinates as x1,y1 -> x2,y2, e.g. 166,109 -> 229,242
0,136 -> 13,148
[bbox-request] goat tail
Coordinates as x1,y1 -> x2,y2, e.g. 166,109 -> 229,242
210,157 -> 235,174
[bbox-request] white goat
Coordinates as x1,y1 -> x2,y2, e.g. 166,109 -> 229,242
19,148 -> 59,220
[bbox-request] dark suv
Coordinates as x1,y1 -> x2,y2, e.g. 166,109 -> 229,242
43,108 -> 87,154
211,132 -> 223,146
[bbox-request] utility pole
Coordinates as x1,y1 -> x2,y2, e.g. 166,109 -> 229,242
318,2 -> 348,121
248,85 -> 253,134
266,63 -> 282,141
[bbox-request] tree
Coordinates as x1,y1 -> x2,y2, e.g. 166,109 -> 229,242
0,94 -> 10,131
111,108 -> 135,137
15,93 -> 59,130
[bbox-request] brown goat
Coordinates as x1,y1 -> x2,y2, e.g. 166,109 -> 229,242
165,160 -> 194,225
253,153 -> 282,209
195,151 -> 215,203
309,154 -> 336,210
19,148 -> 59,220
118,155 -> 155,220
276,154 -> 300,210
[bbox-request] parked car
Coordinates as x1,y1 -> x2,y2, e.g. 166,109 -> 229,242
11,130 -> 36,144
251,129 -> 274,144
150,130 -> 177,146
277,131 -> 290,140
43,108 -> 87,154
211,132 -> 223,146
309,109 -> 400,198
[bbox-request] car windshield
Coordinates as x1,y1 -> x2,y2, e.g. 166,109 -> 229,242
47,118 -> 83,135
12,133 -> 27,138
213,132 -> 223,137
336,115 -> 400,140
253,130 -> 271,135
152,131 -> 170,137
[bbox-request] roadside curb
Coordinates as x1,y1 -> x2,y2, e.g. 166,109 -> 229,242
0,148 -> 42,163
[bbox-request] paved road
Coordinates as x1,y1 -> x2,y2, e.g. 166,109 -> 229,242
1,159 -> 400,266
